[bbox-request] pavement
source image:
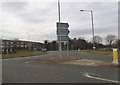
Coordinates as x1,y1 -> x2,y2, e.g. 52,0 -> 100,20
2,51 -> 119,83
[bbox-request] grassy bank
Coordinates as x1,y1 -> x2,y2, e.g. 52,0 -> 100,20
80,50 -> 112,55
2,51 -> 47,59
118,54 -> 120,60
35,56 -> 81,63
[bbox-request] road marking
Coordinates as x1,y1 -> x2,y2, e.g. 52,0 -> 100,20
24,57 -> 30,58
34,56 -> 39,57
25,62 -> 29,63
83,73 -> 120,83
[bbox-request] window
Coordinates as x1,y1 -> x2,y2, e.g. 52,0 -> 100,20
2,42 -> 4,45
11,42 -> 13,44
17,45 -> 19,47
17,42 -> 19,44
21,42 -> 24,44
6,42 -> 9,45
25,45 -> 27,48
21,45 -> 24,47
11,45 -> 13,47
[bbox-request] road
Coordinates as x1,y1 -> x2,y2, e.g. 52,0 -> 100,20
2,51 -> 119,83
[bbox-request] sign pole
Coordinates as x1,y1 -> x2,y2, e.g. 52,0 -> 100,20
67,39 -> 69,57
58,0 -> 62,57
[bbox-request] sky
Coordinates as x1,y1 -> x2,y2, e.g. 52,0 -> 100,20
0,0 -> 119,43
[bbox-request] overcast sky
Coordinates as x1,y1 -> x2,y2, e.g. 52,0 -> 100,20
0,0 -> 118,43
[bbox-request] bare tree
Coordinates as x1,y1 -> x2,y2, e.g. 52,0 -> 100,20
105,34 -> 116,46
94,35 -> 102,44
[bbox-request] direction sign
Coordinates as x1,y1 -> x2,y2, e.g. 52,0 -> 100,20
57,29 -> 70,35
56,22 -> 70,42
57,36 -> 69,41
56,22 -> 69,29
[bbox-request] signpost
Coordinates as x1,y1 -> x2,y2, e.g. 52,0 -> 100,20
56,22 -> 70,41
57,0 -> 70,57
57,36 -> 69,41
56,22 -> 70,57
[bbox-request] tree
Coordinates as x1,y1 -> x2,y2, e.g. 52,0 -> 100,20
73,38 -> 78,50
105,34 -> 116,47
112,39 -> 120,49
51,40 -> 58,50
94,35 -> 102,44
44,40 -> 49,50
77,38 -> 87,49
118,39 -> 120,49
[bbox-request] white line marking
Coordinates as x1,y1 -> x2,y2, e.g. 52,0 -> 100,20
34,56 -> 39,57
83,73 -> 120,83
24,57 -> 30,58
25,62 -> 29,63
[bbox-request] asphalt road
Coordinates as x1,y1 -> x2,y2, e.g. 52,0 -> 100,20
2,51 -> 119,83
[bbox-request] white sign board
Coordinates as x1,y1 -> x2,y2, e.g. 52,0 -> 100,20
56,22 -> 70,41
57,36 -> 69,41
57,29 -> 70,35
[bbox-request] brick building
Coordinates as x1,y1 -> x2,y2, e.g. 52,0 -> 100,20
1,39 -> 44,51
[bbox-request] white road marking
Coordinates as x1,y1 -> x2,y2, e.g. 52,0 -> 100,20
24,57 -> 30,58
83,73 -> 120,83
25,62 -> 29,63
34,56 -> 39,57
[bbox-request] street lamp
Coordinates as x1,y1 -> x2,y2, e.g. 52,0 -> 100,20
80,10 -> 96,50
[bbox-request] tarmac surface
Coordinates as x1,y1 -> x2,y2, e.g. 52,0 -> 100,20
2,51 -> 119,83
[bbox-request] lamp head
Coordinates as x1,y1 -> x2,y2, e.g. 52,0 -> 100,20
80,10 -> 84,11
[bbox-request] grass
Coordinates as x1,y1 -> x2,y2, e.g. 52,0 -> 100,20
35,56 -> 81,63
118,54 -> 120,60
2,51 -> 47,59
80,50 -> 113,55
0,54 -> 2,58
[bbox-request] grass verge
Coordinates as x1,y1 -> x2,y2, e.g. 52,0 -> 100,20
118,54 -> 120,60
80,50 -> 112,55
35,56 -> 81,63
2,51 -> 47,59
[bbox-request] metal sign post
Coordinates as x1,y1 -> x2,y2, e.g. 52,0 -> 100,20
58,0 -> 62,57
56,23 -> 70,57
67,39 -> 69,57
57,0 -> 70,57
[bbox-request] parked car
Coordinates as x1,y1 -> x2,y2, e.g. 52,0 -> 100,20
42,48 -> 47,52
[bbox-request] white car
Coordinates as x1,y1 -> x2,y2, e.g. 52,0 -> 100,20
42,48 -> 47,52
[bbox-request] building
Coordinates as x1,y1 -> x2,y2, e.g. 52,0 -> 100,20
1,39 -> 44,51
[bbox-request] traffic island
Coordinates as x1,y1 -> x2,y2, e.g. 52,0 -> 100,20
62,59 -> 119,67
35,56 -> 81,63
80,50 -> 112,55
34,56 -> 119,67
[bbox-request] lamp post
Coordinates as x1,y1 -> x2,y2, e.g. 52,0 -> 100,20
80,10 -> 95,50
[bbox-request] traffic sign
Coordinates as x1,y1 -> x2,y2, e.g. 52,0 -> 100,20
57,29 -> 70,35
56,22 -> 69,29
56,22 -> 70,42
57,36 -> 69,41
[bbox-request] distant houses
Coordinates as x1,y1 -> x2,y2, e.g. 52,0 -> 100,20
1,39 -> 44,51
